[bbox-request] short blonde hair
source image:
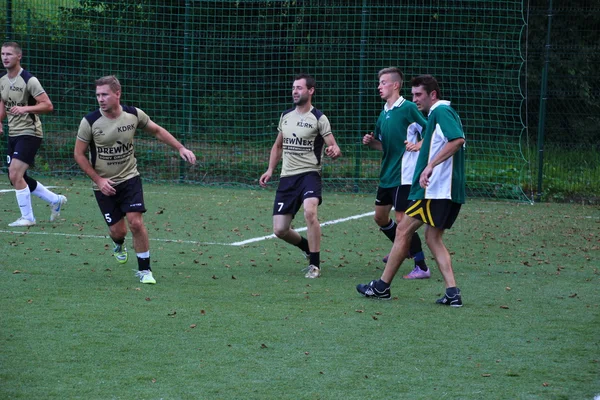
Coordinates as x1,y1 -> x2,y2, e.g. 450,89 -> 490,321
95,75 -> 121,93
378,67 -> 404,87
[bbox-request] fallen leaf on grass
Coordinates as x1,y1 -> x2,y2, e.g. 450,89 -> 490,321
145,297 -> 151,301
355,309 -> 364,313
542,382 -> 549,387
168,310 -> 177,317
190,324 -> 197,329
260,343 -> 268,349
500,305 -> 509,309
200,310 -> 206,315
13,270 -> 20,274
212,275 -> 218,279
482,374 -> 491,377
568,293 -> 577,298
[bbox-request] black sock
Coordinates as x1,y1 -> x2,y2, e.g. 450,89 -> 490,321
113,238 -> 125,245
409,232 -> 422,258
297,236 -> 310,254
309,252 -> 320,268
23,173 -> 38,192
137,256 -> 151,271
380,219 -> 396,242
376,279 -> 390,291
446,287 -> 459,297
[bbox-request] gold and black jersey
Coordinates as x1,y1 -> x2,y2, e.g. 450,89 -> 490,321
278,106 -> 332,177
77,105 -> 150,190
0,69 -> 46,138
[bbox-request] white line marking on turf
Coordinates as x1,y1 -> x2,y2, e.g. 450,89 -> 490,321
230,211 -> 375,246
0,186 -> 61,193
0,211 -> 375,246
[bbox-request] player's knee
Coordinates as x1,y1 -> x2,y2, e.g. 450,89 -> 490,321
424,229 -> 442,248
303,208 -> 318,224
7,169 -> 21,185
273,225 -> 289,239
373,214 -> 388,227
127,217 -> 145,234
109,224 -> 127,240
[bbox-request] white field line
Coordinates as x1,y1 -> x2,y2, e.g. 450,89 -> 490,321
230,211 -> 375,245
0,186 -> 62,193
0,211 -> 375,246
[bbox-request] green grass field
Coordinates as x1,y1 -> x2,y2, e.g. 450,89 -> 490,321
1,179 -> 599,399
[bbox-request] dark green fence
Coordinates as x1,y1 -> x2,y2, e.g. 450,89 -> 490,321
3,1 -> 599,203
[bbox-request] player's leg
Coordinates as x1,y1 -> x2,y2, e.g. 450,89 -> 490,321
356,214 -> 423,299
7,136 -> 36,226
425,225 -> 461,307
396,210 -> 430,279
125,211 -> 154,284
7,158 -> 36,226
28,177 -> 67,222
119,177 -> 154,284
374,186 -> 395,246
424,226 -> 455,287
392,185 -> 428,275
300,172 -> 323,278
273,213 -> 296,243
95,188 -> 128,264
423,200 -> 463,307
272,175 -> 311,257
381,215 -> 423,284
302,196 -> 321,277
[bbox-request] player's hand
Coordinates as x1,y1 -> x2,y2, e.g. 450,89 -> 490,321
405,140 -> 420,152
362,132 -> 375,145
9,106 -> 27,115
96,177 -> 117,196
259,171 -> 272,188
325,145 -> 341,159
419,165 -> 434,188
179,147 -> 196,165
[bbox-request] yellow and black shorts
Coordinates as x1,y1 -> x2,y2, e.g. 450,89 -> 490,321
405,199 -> 462,230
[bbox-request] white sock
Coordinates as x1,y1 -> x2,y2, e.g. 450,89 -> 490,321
15,187 -> 35,220
31,181 -> 59,204
136,251 -> 150,259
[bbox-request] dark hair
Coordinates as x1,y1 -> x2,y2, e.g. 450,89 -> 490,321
378,67 -> 404,88
294,73 -> 316,90
95,75 -> 122,93
1,41 -> 22,54
410,74 -> 442,98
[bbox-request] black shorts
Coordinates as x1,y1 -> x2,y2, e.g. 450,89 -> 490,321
273,171 -> 322,217
375,185 -> 412,212
7,135 -> 42,167
405,199 -> 462,230
94,176 -> 147,226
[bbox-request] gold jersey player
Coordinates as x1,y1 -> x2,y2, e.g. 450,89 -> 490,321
74,76 -> 196,284
0,41 -> 67,227
259,73 -> 342,278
